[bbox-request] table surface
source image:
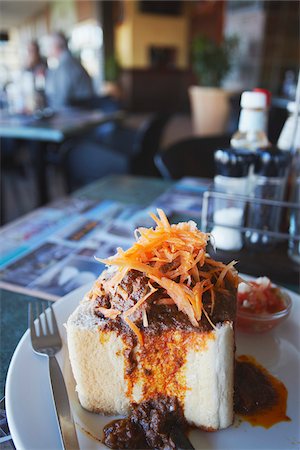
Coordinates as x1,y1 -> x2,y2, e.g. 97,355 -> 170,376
0,109 -> 123,143
0,174 -> 299,398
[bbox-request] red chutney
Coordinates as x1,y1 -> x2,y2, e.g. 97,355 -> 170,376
234,355 -> 291,428
237,278 -> 286,315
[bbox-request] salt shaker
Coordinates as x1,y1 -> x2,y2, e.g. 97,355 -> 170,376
212,148 -> 254,251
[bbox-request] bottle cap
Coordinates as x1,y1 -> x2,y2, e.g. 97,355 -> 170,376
240,91 -> 267,109
255,147 -> 291,177
253,88 -> 272,107
214,148 -> 255,178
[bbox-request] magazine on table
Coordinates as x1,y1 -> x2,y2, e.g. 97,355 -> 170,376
152,177 -> 213,217
0,198 -> 157,300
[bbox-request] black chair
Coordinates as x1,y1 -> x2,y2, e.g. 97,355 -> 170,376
227,92 -> 241,135
90,113 -> 171,174
155,134 -> 231,180
61,113 -> 171,192
69,95 -> 123,144
61,138 -> 129,192
268,104 -> 288,145
130,113 -> 171,177
1,138 -> 32,224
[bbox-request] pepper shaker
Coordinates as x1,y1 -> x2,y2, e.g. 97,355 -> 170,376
245,148 -> 290,250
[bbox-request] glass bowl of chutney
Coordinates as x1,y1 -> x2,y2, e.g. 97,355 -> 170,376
236,277 -> 292,333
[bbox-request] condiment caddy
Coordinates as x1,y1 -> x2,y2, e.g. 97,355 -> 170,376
209,90 -> 299,257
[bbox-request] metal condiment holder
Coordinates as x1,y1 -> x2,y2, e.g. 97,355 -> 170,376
201,190 -> 300,242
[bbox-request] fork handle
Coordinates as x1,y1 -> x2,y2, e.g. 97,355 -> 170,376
48,356 -> 80,450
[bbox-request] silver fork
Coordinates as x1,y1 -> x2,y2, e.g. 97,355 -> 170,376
29,301 -> 79,450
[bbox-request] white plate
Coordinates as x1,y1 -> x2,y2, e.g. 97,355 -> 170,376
6,281 -> 300,450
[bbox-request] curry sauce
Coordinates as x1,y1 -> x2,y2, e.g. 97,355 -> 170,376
234,355 -> 290,428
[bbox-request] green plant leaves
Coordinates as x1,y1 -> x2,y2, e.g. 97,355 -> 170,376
191,35 -> 239,87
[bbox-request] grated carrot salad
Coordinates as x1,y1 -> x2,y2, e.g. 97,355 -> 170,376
95,209 -> 238,343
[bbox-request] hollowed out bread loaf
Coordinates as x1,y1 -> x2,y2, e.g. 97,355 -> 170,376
67,296 -> 235,430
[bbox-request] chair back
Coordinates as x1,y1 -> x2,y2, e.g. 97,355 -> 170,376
131,113 -> 171,176
155,134 -> 231,180
62,138 -> 129,192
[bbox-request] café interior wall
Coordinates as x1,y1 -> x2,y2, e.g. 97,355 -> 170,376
115,1 -> 188,69
115,10 -> 134,69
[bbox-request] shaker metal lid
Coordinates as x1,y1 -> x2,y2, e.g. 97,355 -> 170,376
214,148 -> 255,177
255,147 -> 291,177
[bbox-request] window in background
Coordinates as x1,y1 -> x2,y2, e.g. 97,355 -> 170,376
223,1 -> 266,91
69,20 -> 104,94
224,0 -> 299,95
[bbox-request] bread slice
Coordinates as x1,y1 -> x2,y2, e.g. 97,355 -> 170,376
67,295 -> 235,430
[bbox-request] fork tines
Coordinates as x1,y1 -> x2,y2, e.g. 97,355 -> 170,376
28,301 -> 59,337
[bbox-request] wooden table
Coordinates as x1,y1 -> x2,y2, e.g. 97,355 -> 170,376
0,109 -> 123,205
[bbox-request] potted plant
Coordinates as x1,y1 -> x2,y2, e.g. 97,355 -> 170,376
102,54 -> 122,99
189,35 -> 238,136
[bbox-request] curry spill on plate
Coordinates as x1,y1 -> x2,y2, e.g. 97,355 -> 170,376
66,209 -> 291,449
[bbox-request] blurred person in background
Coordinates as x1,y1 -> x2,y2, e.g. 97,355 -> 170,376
23,40 -> 47,109
1,40 -> 47,176
45,31 -> 94,109
24,40 -> 47,81
3,40 -> 47,114
0,64 -> 10,109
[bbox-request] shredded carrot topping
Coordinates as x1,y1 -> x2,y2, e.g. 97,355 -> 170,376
95,306 -> 121,320
124,316 -> 144,345
94,209 -> 238,342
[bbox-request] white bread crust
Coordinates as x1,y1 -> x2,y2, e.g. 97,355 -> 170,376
67,298 -> 130,414
184,324 -> 234,429
67,298 -> 234,429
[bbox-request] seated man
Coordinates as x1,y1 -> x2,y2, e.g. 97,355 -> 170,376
45,32 -> 94,109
